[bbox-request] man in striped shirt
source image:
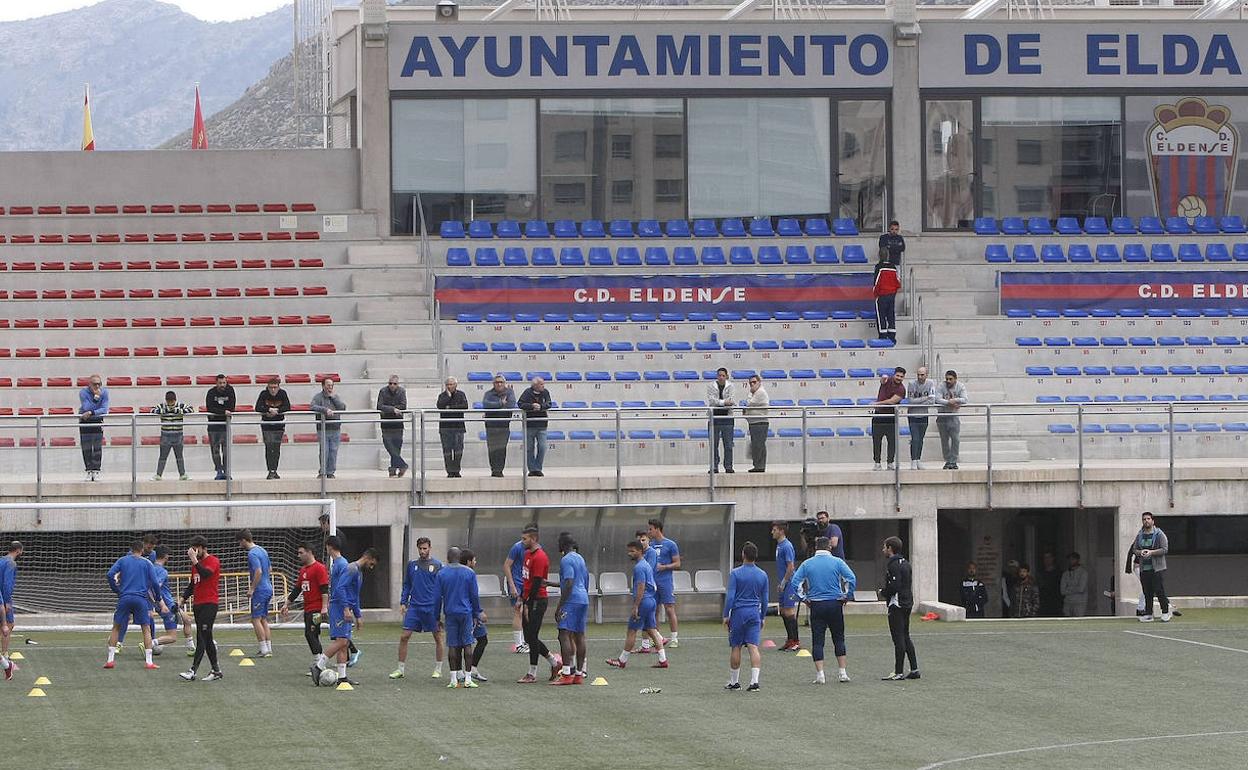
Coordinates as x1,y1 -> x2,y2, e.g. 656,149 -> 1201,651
151,390 -> 193,481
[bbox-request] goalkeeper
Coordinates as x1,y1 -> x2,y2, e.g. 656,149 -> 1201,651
282,543 -> 329,670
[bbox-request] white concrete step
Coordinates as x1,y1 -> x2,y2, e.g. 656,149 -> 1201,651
351,270 -> 426,295
356,297 -> 430,322
958,439 -> 1031,463
347,243 -> 424,266
362,324 -> 434,351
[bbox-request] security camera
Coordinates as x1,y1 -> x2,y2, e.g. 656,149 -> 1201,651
436,0 -> 458,21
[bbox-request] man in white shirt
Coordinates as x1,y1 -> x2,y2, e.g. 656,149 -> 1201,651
743,375 -> 769,473
705,367 -> 736,473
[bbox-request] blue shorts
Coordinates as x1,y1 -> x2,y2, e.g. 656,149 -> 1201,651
114,596 -> 151,627
444,613 -> 472,648
403,605 -> 439,633
250,589 -> 273,620
4,607 -> 14,624
655,581 -> 675,606
728,610 -> 762,648
328,601 -> 353,640
780,582 -> 800,609
557,603 -> 588,633
628,598 -> 658,632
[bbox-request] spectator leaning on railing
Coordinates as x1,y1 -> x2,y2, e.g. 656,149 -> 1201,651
482,375 -> 516,478
256,377 -> 292,480
205,374 -> 236,481
437,377 -> 468,478
78,374 -> 109,482
311,377 -> 346,480
377,375 -> 409,478
706,367 -> 736,474
151,390 -> 194,481
517,376 -> 552,478
743,375 -> 769,473
935,370 -> 969,471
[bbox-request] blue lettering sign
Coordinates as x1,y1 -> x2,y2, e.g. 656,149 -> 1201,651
529,36 -> 567,77
608,35 -> 650,76
1086,34 -> 1117,75
401,36 -> 441,77
656,35 -> 700,76
484,36 -> 522,77
572,35 -> 610,76
1202,34 -> 1241,75
1007,33 -> 1041,75
767,35 -> 804,76
1125,35 -> 1157,75
708,34 -> 722,76
439,35 -> 478,77
850,34 -> 888,76
1164,35 -> 1199,75
810,35 -> 847,75
965,34 -> 1001,75
728,35 -> 762,76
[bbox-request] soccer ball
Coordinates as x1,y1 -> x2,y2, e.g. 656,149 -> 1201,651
152,643 -> 162,656
318,668 -> 340,687
1176,195 -> 1207,222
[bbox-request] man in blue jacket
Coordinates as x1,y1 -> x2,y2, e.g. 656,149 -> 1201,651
78,374 -> 109,481
789,536 -> 857,684
723,542 -> 768,692
104,541 -> 160,670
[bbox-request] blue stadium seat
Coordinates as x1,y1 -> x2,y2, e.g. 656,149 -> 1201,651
1028,217 -> 1053,235
693,219 -> 718,238
588,247 -> 612,266
1094,395 -> 1120,403
1048,424 -> 1076,434
985,244 -> 1009,263
616,246 -> 641,266
1006,310 -> 1032,319
572,312 -> 597,322
461,342 -> 487,352
559,247 -> 585,266
837,427 -> 865,438
848,367 -> 875,378
446,248 -> 470,267
601,312 -> 628,322
607,341 -> 634,352
1040,244 -> 1065,263
673,247 -> 697,266
1026,366 -> 1053,376
560,400 -> 587,409
819,369 -> 847,379
502,247 -> 528,266
564,430 -> 592,441
1193,216 -> 1219,234
550,342 -> 574,352
525,371 -> 552,382
777,218 -> 802,236
555,372 -> 582,382
658,429 -> 685,440
868,339 -> 895,348
833,218 -> 859,236
832,310 -> 858,320
779,339 -> 809,350
805,218 -> 831,237
1084,217 -> 1109,235
1204,308 -> 1230,317
729,246 -> 754,265
840,339 -> 866,349
1055,217 -> 1081,235
1235,244 -> 1248,262
842,245 -> 867,264
1137,423 -> 1164,434
1146,308 -> 1173,318
673,371 -> 700,381
660,341 -> 688,351
1034,309 -> 1060,318
1106,423 -> 1134,434
1140,366 -> 1167,376
1180,395 -> 1206,402
1198,365 -> 1225,375
643,371 -> 669,381
579,342 -> 604,352
553,220 -> 577,238
1214,336 -> 1240,345
1001,217 -> 1027,235
1164,216 -> 1191,235
790,369 -> 816,379
777,428 -> 803,439
758,246 -> 783,265
687,311 -> 713,322
644,246 -> 670,266
749,218 -> 774,237
731,369 -> 755,381
637,219 -> 662,238
1226,423 -> 1248,432
1194,423 -> 1221,433
974,217 -> 999,235
1155,336 -> 1184,346
1095,244 -> 1121,262
1121,243 -> 1146,262
1138,216 -> 1164,235
520,342 -> 546,352
826,398 -> 853,407
784,245 -> 811,264
614,371 -> 641,382
468,220 -> 493,239
721,218 -> 746,238
1015,336 -> 1042,347
1110,217 -> 1136,235
1054,366 -> 1080,376
1123,395 -> 1148,403
525,220 -> 551,238
1036,395 -> 1061,403
700,247 -> 726,266
723,340 -> 749,351
813,245 -> 838,264
607,220 -> 632,238
1044,336 -> 1071,346
761,369 -> 787,379
475,247 -> 500,266
1221,216 -> 1247,234
665,220 -> 691,238
1118,308 -> 1145,317
1168,366 -> 1197,376
500,372 -> 522,382
805,427 -> 833,438
752,340 -> 779,350
1090,309 -> 1117,318
467,372 -> 492,382
1064,395 -> 1092,403
769,310 -> 795,321
441,221 -> 466,238
811,339 -> 837,349
487,220 -> 515,238
545,431 -> 566,441
694,340 -> 721,351
532,247 -> 556,266
1072,336 -> 1099,346
1150,393 -> 1176,402
1150,243 -> 1175,262
659,312 -> 684,322
1129,336 -> 1155,346
1062,308 -> 1088,318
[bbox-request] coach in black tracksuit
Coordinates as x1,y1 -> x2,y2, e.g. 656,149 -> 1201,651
880,536 -> 919,680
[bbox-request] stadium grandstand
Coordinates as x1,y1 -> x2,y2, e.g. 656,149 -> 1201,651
4,0 -> 1248,631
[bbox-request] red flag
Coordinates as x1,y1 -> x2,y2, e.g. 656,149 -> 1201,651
191,85 -> 208,150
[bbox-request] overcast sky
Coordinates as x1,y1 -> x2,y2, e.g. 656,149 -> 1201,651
0,1 -> 293,23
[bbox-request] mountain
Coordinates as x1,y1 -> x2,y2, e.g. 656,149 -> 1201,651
0,0 -> 292,151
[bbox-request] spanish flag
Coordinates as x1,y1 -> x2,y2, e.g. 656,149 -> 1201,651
82,85 -> 95,151
191,84 -> 208,150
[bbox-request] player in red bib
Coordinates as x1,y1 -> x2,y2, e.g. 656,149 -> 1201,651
282,543 -> 329,672
178,535 -> 223,682
517,525 -> 560,683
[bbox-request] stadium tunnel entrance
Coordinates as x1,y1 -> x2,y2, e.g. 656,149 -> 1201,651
937,507 -> 1116,618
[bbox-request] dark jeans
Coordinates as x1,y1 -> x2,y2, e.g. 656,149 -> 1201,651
155,433 -> 186,476
208,424 -> 229,473
523,598 -> 551,666
748,421 -> 768,470
439,429 -> 464,474
191,603 -> 220,673
809,599 -> 847,662
875,293 -> 896,339
303,610 -> 322,655
471,633 -> 488,668
1140,569 -> 1170,615
80,430 -> 103,471
262,429 -> 283,472
872,418 -> 897,464
887,605 -> 918,674
382,428 -> 407,470
485,426 -> 509,473
908,416 -> 929,461
712,420 -> 734,471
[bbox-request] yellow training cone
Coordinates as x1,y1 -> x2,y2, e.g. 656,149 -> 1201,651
33,676 -> 51,686
335,681 -> 354,691
238,658 -> 255,667
795,648 -> 812,658
590,676 -> 609,686
27,688 -> 46,697
228,649 -> 245,657
10,651 -> 24,660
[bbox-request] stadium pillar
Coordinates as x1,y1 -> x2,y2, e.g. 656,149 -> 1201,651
358,0 -> 391,238
889,2 -> 922,230
911,506 -> 939,604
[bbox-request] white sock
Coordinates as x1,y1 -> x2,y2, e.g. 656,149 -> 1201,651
316,653 -> 328,668
528,664 -> 538,677
264,641 -> 271,653
657,648 -> 667,663
513,630 -> 523,645
337,663 -> 346,678
561,665 -> 572,676
671,632 -> 678,641
750,667 -> 760,685
545,653 -> 558,666
471,666 -> 480,675
397,662 -> 406,674
619,649 -> 631,664
145,647 -> 153,664
838,667 -> 847,677
816,671 -> 826,682
434,660 -> 444,674
641,638 -> 652,650
107,647 -> 115,663
728,668 -> 740,685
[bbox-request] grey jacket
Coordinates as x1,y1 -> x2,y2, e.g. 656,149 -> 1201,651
1127,527 -> 1169,573
376,385 -> 407,428
936,381 -> 969,414
1060,566 -> 1088,600
310,391 -> 347,431
906,378 -> 937,416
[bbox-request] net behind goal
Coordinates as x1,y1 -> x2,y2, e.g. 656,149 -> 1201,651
0,498 -> 334,625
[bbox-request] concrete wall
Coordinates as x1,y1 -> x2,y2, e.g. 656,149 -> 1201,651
0,150 -> 361,209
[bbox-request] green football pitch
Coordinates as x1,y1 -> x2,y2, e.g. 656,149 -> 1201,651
4,611 -> 1248,769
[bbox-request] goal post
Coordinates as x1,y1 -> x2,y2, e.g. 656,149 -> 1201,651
0,498 -> 335,631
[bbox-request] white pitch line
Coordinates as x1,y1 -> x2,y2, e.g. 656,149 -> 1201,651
915,730 -> 1248,770
1123,629 -> 1248,654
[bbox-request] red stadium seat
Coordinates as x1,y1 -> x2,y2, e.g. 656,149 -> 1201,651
13,290 -> 35,299
94,205 -> 119,214
212,259 -> 238,269
184,260 -> 209,270
187,288 -> 211,298
270,258 -> 295,268
141,435 -> 161,446
104,347 -> 130,357
183,435 -> 198,445
307,315 -> 332,325
285,374 -> 312,384
68,234 -> 92,244
216,288 -> 241,297
47,377 -> 72,387
190,316 -> 215,326
18,438 -> 43,448
235,404 -> 255,412
292,203 -> 316,212
207,204 -> 232,213
294,433 -> 318,444
99,261 -> 123,270
232,435 -> 259,445
75,347 -> 100,357
262,203 -> 288,213
302,286 -> 328,296
0,291 -> 7,300
158,289 -> 183,298
277,315 -> 303,325
73,318 -> 98,327
11,235 -> 34,244
124,233 -> 150,243
39,234 -> 64,244
235,203 -> 260,212
0,439 -> 12,448
40,261 -> 65,270
153,233 -> 177,243
70,262 -> 95,272
100,289 -> 124,299
95,233 -> 120,243
220,316 -> 244,326
76,377 -> 91,387
14,320 -> 38,329
137,376 -> 162,386
151,204 -> 175,214
66,205 -> 90,215
18,406 -> 44,413
226,375 -> 250,385
12,262 -> 35,270
315,373 -> 340,383
128,289 -> 154,299
37,205 -> 62,215
245,287 -> 271,297
42,290 -> 68,299
295,231 -> 320,240
192,346 -> 218,356
159,317 -> 186,327
178,204 -> 204,214
46,347 -> 70,357
102,319 -> 126,328
122,205 -> 147,214
254,374 -> 279,384
222,345 -> 247,355
238,231 -> 263,241
298,258 -> 324,268
155,260 -> 179,270
241,259 -> 266,269
274,287 -> 298,296
163,346 -> 188,356
252,345 -> 277,355
249,316 -> 274,326
43,319 -> 68,328
49,437 -> 77,448
107,377 -> 132,387
134,347 -> 159,357
181,233 -> 206,242
267,231 -> 292,241
195,375 -> 217,385
209,232 -> 235,241
166,376 -> 192,386
281,344 -> 307,354
109,437 -> 132,446
132,318 -> 157,328
126,261 -> 151,270
48,407 -> 74,415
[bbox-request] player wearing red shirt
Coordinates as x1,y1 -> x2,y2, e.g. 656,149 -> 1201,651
282,543 -> 329,668
516,525 -> 560,683
178,535 -> 222,682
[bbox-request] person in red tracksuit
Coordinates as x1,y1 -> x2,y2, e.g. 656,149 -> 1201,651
873,256 -> 901,342
179,535 -> 223,682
